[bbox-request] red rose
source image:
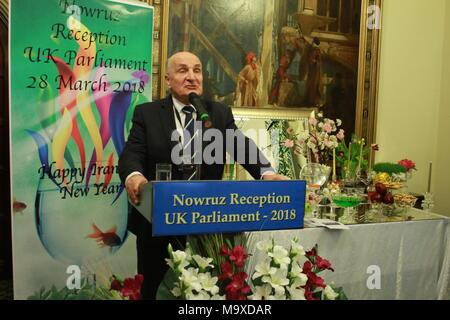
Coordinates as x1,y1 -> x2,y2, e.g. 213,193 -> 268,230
225,272 -> 249,294
307,272 -> 326,288
219,262 -> 234,280
304,285 -> 320,300
110,279 -> 122,291
398,159 -> 416,170
303,260 -> 313,273
119,274 -> 144,300
305,247 -> 317,258
228,246 -> 251,267
315,256 -> 334,272
240,284 -> 251,295
134,274 -> 144,284
219,245 -> 230,256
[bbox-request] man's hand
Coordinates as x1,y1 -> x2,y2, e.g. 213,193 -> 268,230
262,173 -> 291,181
125,174 -> 148,205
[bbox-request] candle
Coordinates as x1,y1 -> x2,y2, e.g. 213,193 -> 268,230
357,138 -> 364,173
427,162 -> 432,193
304,118 -> 312,165
333,148 -> 336,181
368,144 -> 377,172
347,141 -> 352,171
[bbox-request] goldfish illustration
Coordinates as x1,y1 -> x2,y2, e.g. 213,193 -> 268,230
86,223 -> 121,252
13,198 -> 27,214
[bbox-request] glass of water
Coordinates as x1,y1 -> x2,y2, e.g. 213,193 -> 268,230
155,163 -> 172,181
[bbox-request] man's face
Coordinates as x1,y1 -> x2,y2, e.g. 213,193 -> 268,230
165,52 -> 203,104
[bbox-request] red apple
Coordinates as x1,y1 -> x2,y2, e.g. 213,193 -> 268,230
375,183 -> 388,196
369,192 -> 383,203
383,193 -> 394,205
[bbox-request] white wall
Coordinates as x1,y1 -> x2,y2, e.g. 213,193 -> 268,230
376,0 -> 450,216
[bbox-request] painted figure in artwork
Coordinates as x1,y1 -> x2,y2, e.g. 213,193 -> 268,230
302,37 -> 324,106
271,26 -> 309,106
234,52 -> 261,107
272,27 -> 325,107
269,50 -> 294,106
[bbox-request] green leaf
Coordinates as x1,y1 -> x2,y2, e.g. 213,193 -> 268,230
83,284 -> 92,291
312,290 -> 322,300
74,291 -> 93,300
48,291 -> 62,300
333,287 -> 349,300
252,277 -> 264,287
156,269 -> 179,300
42,290 -> 51,300
225,238 -> 233,250
60,288 -> 70,300
93,288 -> 121,300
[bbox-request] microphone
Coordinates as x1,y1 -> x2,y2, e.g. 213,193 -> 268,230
188,93 -> 212,129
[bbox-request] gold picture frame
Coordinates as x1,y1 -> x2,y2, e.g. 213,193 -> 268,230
147,0 -> 382,145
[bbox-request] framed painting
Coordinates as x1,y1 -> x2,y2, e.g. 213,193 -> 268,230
151,0 -> 382,147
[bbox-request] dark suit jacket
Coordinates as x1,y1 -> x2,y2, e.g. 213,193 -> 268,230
118,95 -> 273,237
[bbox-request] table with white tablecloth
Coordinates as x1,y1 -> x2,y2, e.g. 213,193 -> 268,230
246,209 -> 449,300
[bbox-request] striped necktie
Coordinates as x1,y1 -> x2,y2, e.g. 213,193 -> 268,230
182,105 -> 197,163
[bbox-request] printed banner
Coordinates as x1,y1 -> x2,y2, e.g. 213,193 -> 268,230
152,181 -> 306,236
10,0 -> 153,299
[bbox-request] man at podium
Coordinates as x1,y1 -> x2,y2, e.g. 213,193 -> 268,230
118,51 -> 288,299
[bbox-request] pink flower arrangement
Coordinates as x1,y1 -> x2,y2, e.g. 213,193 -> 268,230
309,117 -> 318,126
284,139 -> 295,148
322,123 -> 332,133
284,113 -> 345,164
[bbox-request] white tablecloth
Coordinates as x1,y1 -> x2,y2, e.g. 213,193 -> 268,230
246,211 -> 449,300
